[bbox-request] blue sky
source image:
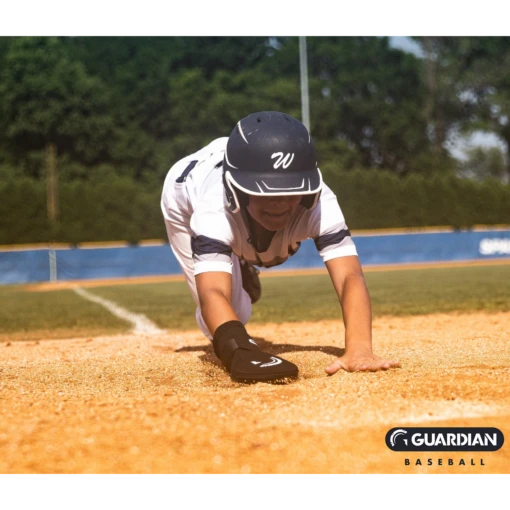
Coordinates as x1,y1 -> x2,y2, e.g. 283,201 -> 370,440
389,37 -> 425,57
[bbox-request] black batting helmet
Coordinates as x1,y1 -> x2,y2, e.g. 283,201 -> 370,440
223,111 -> 322,213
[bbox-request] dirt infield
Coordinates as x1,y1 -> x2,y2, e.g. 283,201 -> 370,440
1,311 -> 509,474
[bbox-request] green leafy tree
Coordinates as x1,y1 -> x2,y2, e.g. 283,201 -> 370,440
66,37 -> 272,139
293,37 -> 449,174
412,38 -> 470,155
413,37 -> 510,180
169,37 -> 273,77
0,178 -> 49,243
459,146 -> 507,182
397,174 -> 430,227
0,37 -> 113,177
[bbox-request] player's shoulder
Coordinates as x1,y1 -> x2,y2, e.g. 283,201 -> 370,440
317,179 -> 336,201
189,142 -> 231,217
297,177 -> 345,233
321,177 -> 335,196
165,137 -> 228,176
192,137 -> 228,163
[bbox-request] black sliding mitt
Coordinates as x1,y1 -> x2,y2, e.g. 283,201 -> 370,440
213,321 -> 298,382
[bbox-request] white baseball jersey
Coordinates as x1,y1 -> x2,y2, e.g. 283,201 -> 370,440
161,137 -> 358,276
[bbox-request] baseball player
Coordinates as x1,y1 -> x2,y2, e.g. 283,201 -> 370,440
161,111 -> 400,382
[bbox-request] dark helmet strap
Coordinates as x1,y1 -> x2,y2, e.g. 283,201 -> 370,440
300,190 -> 321,210
235,189 -> 250,208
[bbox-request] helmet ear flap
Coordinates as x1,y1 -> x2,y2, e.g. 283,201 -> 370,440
300,190 -> 321,210
236,189 -> 250,208
222,170 -> 235,211
223,169 -> 246,213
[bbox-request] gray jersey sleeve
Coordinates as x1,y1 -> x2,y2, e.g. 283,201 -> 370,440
307,183 -> 358,262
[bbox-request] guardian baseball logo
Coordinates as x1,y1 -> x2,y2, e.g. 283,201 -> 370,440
386,427 -> 504,467
389,429 -> 409,447
386,427 -> 504,451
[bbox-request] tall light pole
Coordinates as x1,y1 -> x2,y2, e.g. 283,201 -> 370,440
299,36 -> 310,133
46,142 -> 59,282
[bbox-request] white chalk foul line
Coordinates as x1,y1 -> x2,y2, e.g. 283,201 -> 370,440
73,287 -> 164,335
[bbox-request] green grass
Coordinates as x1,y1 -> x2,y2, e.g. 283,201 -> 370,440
0,286 -> 129,340
92,265 -> 510,329
367,265 -> 510,316
92,280 -> 197,331
2,264 -> 509,341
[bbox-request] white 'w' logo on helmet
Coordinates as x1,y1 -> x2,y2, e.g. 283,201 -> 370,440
271,152 -> 295,169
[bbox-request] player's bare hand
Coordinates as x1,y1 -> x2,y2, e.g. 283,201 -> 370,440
325,350 -> 400,374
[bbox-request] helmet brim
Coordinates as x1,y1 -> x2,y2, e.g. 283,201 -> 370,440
225,167 -> 322,196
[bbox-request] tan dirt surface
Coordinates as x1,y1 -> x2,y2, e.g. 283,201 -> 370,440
0,311 -> 509,474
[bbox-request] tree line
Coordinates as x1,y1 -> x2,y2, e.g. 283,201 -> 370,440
1,171 -> 508,245
0,36 -> 509,245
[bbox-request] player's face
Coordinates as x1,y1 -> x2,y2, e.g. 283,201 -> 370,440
247,194 -> 303,231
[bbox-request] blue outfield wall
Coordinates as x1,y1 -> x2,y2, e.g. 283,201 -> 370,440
1,229 -> 510,284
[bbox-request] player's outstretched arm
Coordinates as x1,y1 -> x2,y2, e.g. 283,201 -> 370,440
196,271 -> 239,335
324,256 -> 400,374
196,271 -> 298,381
